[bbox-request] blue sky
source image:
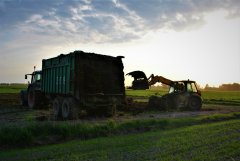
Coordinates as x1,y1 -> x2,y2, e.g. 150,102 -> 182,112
0,0 -> 239,87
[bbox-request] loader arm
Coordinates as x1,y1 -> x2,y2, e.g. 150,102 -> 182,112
148,74 -> 174,86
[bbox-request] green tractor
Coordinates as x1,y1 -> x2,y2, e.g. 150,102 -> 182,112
20,69 -> 43,108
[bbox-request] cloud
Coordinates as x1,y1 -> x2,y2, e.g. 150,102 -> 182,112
120,0 -> 240,31
0,0 -> 239,44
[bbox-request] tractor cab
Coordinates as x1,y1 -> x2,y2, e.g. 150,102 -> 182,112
25,70 -> 42,84
25,70 -> 42,90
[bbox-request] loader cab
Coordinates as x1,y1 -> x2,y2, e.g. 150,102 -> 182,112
165,80 -> 202,110
169,80 -> 201,95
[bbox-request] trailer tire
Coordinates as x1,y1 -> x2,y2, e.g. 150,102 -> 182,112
104,104 -> 117,117
62,98 -> 78,120
28,88 -> 40,109
53,97 -> 63,120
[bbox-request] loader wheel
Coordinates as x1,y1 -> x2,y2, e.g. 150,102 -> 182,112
28,88 -> 40,109
53,97 -> 63,120
148,96 -> 159,109
62,98 -> 78,120
188,97 -> 202,111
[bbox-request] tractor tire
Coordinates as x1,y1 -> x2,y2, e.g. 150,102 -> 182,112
188,97 -> 202,111
52,97 -> 63,120
28,88 -> 40,109
62,97 -> 78,120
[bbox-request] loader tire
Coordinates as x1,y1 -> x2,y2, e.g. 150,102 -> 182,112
188,97 -> 202,111
148,96 -> 159,109
149,96 -> 165,110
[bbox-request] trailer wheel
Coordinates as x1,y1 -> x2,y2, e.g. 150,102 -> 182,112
111,104 -> 117,116
188,97 -> 202,111
28,88 -> 40,109
53,97 -> 63,120
104,104 -> 117,117
62,98 -> 78,120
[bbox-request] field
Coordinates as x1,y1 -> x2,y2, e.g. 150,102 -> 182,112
1,118 -> 239,160
1,84 -> 240,105
0,84 -> 239,160
126,89 -> 240,106
0,84 -> 27,93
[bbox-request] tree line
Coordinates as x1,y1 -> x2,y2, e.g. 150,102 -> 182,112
150,83 -> 240,91
204,83 -> 240,91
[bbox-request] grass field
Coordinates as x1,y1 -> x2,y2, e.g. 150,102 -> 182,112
126,89 -> 240,106
0,85 -> 239,160
1,118 -> 239,161
1,84 -> 239,106
202,90 -> 240,105
0,112 -> 239,149
0,84 -> 27,93
0,85 -> 240,161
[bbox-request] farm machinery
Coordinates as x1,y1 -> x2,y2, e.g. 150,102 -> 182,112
20,51 -> 125,119
127,71 -> 202,111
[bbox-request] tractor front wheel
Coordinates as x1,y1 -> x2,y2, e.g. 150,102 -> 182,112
28,88 -> 40,109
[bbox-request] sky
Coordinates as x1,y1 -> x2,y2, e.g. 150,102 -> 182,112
0,0 -> 239,87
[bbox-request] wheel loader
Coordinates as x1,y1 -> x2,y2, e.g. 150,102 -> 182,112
126,71 -> 202,110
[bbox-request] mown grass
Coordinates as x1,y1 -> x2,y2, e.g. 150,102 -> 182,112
0,84 -> 27,93
0,112 -> 239,149
1,119 -> 239,161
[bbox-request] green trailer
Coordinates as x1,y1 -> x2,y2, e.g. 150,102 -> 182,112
20,51 -> 125,119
